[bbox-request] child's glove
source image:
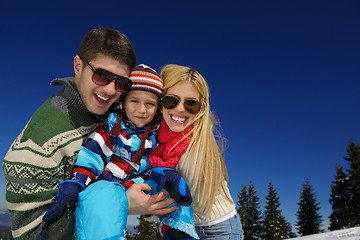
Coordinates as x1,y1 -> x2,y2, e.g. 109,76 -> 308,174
43,180 -> 85,222
150,167 -> 192,206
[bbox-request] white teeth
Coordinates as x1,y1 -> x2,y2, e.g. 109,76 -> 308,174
96,93 -> 109,101
172,116 -> 186,122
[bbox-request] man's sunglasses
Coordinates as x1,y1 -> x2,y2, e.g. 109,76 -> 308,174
162,95 -> 201,114
80,57 -> 132,92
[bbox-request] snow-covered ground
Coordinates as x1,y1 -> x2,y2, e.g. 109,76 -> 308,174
2,211 -> 360,239
286,227 -> 360,240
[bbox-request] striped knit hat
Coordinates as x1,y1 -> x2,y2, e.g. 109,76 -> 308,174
129,64 -> 163,98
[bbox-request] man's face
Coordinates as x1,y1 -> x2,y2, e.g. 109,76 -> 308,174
74,55 -> 130,115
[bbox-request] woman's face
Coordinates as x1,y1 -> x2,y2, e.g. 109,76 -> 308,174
162,81 -> 200,132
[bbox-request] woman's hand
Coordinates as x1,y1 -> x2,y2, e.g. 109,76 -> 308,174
126,183 -> 179,215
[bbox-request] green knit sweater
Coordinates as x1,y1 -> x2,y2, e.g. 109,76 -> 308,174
2,77 -> 101,240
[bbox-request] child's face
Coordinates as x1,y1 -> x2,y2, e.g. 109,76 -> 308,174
124,90 -> 159,128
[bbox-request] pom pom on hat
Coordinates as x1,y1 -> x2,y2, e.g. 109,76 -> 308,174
129,64 -> 163,98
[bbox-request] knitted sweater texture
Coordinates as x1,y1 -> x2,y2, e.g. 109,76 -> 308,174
2,77 -> 100,240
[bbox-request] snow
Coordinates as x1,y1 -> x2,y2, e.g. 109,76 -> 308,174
286,227 -> 360,240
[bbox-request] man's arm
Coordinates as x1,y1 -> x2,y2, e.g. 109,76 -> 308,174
126,183 -> 179,215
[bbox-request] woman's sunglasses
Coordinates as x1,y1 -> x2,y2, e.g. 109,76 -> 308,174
80,57 -> 132,92
162,95 -> 201,114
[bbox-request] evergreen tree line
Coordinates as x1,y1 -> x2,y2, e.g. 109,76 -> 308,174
237,139 -> 360,240
237,180 -> 321,239
329,140 -> 360,230
126,140 -> 360,239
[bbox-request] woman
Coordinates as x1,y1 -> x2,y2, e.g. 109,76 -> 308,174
159,64 -> 244,239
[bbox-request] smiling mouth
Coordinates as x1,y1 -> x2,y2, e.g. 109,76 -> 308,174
95,93 -> 110,101
171,115 -> 186,123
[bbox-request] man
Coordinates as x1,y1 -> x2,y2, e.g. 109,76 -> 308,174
2,27 -> 177,239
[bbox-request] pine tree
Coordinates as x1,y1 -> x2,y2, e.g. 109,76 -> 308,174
134,215 -> 163,240
247,182 -> 263,239
262,182 -> 288,240
296,180 -> 322,236
285,221 -> 297,238
344,140 -> 360,227
238,185 -> 249,238
237,183 -> 262,240
126,229 -> 135,239
329,164 -> 351,230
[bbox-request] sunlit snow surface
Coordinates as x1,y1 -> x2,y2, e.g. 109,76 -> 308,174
286,227 -> 360,240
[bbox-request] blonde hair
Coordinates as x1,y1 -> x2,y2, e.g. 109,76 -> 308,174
160,64 -> 232,216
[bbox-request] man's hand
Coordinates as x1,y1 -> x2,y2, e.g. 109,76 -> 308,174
126,183 -> 179,215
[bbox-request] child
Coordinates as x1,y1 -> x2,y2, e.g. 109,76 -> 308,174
42,64 -> 198,240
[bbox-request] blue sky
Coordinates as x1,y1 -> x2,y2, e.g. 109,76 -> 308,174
1,0 -> 360,230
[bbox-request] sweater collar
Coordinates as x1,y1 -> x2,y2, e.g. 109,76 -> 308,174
51,77 -> 104,126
